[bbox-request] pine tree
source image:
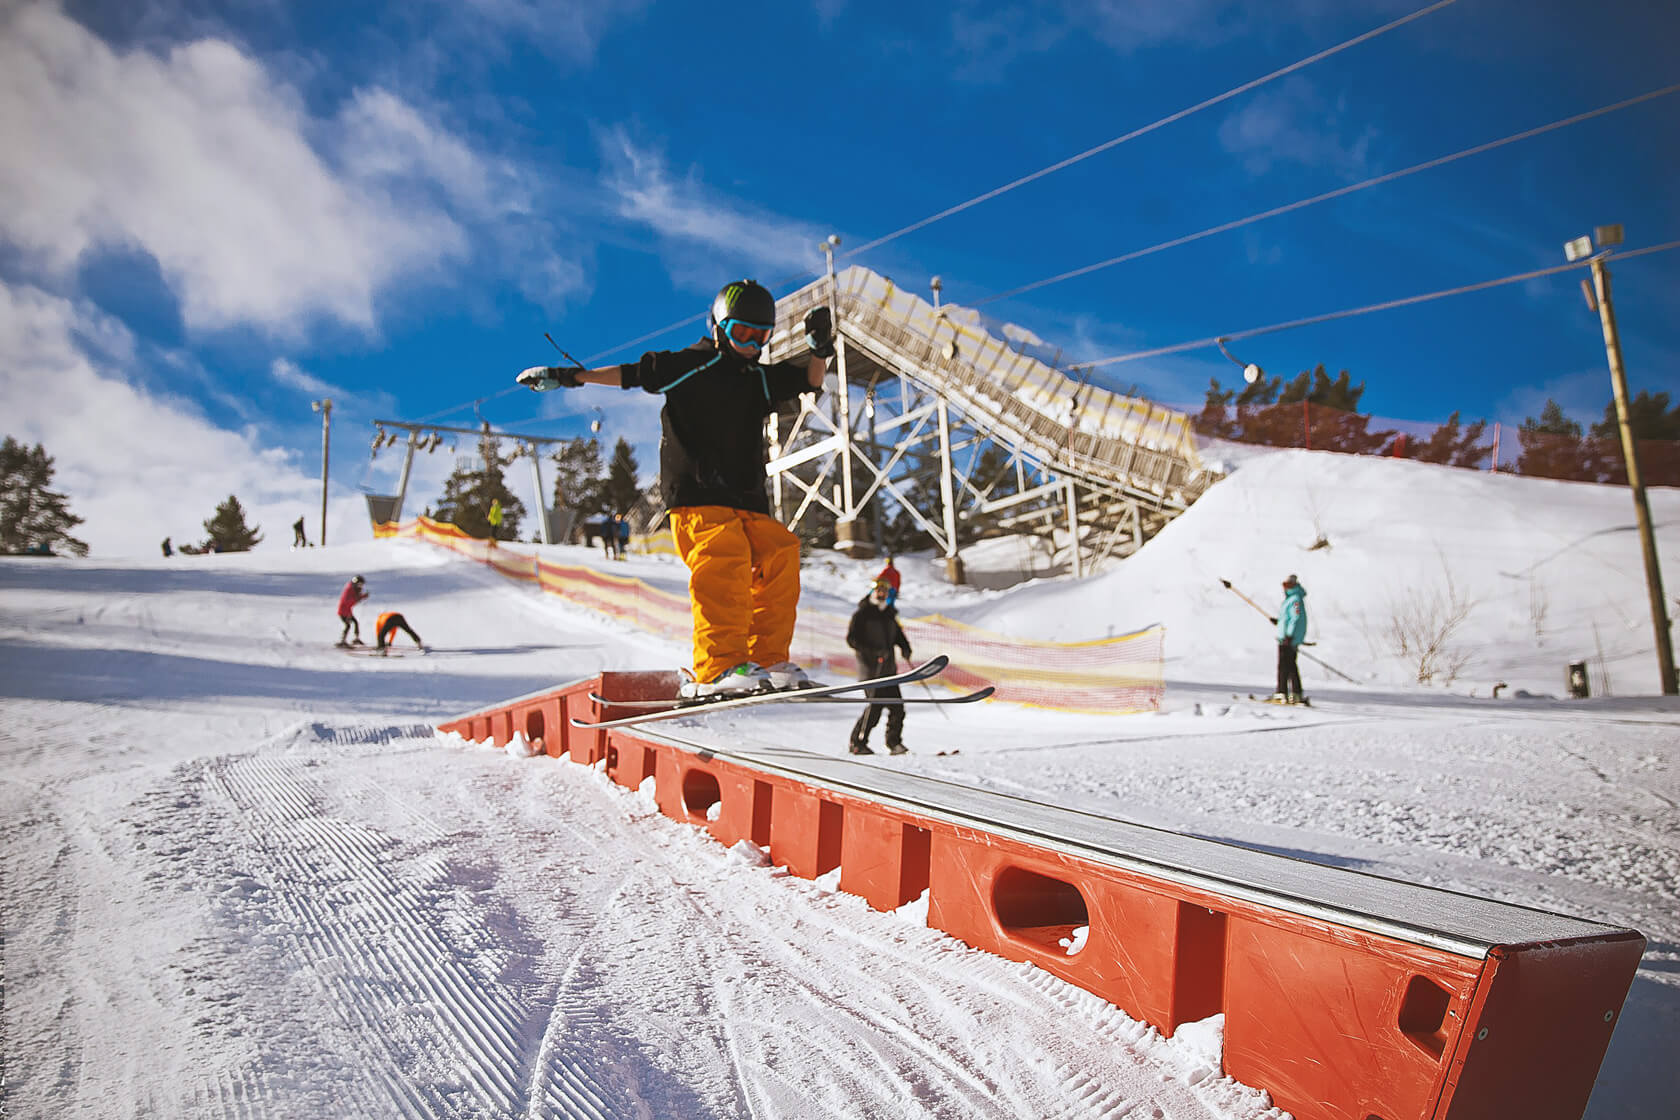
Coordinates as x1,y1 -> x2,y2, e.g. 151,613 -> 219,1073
604,437 -> 641,515
202,494 -> 263,552
1586,390 -> 1680,487
433,429 -> 525,540
1515,400 -> 1589,481
0,436 -> 89,556
550,437 -> 607,523
1400,411 -> 1495,467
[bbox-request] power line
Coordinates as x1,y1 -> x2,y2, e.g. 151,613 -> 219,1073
842,0 -> 1461,261
1075,239 -> 1680,371
576,0 -> 1460,366
975,81 -> 1680,307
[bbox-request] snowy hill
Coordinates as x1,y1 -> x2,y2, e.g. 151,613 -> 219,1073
2,447 -> 1676,1119
932,447 -> 1680,700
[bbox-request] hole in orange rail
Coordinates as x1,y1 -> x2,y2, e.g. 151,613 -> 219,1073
682,767 -> 721,821
525,710 -> 545,745
1398,974 -> 1453,1059
992,866 -> 1089,954
751,781 -> 773,847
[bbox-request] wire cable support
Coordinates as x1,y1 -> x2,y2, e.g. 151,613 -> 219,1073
1073,240 -> 1680,371
842,0 -> 1461,263
974,81 -> 1680,308
577,0 -> 1460,366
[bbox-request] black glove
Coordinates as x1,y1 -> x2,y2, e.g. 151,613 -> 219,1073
1268,616 -> 1277,625
901,646 -> 913,661
517,365 -> 582,391
803,307 -> 835,359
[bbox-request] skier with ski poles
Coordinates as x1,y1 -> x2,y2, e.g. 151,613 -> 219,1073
518,279 -> 831,699
1273,574 -> 1308,704
1219,576 -> 1356,696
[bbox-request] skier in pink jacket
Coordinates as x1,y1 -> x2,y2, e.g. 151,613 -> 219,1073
336,575 -> 369,646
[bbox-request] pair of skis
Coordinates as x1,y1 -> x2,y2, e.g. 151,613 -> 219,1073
572,655 -> 992,730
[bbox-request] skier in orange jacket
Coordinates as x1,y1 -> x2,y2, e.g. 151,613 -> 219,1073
374,611 -> 425,654
518,280 -> 829,698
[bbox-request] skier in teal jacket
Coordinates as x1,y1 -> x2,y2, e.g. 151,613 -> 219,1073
1273,575 -> 1308,703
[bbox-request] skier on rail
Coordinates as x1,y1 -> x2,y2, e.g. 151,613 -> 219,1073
517,280 -> 831,699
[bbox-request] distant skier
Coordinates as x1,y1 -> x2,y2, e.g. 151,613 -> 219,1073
875,556 -> 901,607
487,499 -> 503,545
616,513 -> 631,560
336,575 -> 369,646
846,579 -> 914,755
374,611 -> 425,655
517,279 -> 830,699
292,517 -> 308,548
1271,574 -> 1308,704
161,537 -> 172,558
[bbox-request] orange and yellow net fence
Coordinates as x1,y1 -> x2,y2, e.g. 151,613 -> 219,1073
377,516 -> 1163,714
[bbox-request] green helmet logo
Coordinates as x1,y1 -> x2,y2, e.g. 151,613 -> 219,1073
710,279 -> 775,330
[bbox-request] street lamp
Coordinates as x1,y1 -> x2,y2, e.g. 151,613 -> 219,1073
310,398 -> 332,547
930,275 -> 943,309
1564,223 -> 1674,694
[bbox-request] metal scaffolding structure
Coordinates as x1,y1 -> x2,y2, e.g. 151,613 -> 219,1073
758,264 -> 1219,581
365,419 -> 578,543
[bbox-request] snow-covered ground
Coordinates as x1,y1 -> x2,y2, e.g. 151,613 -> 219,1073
3,448 -> 1676,1119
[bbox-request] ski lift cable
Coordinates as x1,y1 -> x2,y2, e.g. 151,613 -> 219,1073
1074,240 -> 1680,371
972,81 -> 1680,309
573,0 -> 1461,365
841,0 -> 1462,262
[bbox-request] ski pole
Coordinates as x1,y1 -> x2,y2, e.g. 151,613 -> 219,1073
1221,578 -> 1358,684
544,333 -> 591,372
1297,646 -> 1358,684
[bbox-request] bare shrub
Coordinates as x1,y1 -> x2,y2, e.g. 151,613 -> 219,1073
1384,560 -> 1479,684
1527,576 -> 1549,643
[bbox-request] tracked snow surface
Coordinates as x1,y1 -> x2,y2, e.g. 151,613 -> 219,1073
2,447 -> 1676,1119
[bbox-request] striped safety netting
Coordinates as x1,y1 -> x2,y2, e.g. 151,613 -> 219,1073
378,516 -> 1163,714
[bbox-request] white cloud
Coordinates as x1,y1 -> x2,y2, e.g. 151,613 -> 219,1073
1217,77 -> 1379,180
445,0 -> 653,64
598,128 -> 824,289
0,3 -> 580,336
270,358 -> 336,398
0,281 -> 369,556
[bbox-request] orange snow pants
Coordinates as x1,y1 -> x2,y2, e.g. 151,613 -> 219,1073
669,505 -> 801,683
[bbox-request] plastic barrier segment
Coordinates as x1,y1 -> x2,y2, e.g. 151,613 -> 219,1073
441,689 -> 1643,1120
616,730 -> 1645,1120
437,676 -> 597,759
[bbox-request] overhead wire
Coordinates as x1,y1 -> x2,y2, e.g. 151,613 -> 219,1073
973,81 -> 1680,308
1072,239 -> 1680,371
841,0 -> 1461,262
576,0 -> 1462,366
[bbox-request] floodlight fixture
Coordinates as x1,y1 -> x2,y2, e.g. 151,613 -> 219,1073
1215,337 -> 1263,384
1564,236 -> 1593,262
1594,224 -> 1624,249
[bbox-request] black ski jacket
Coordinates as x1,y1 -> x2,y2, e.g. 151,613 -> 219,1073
847,597 -> 911,663
619,338 -> 821,514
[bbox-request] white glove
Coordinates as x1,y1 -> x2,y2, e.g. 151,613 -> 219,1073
517,365 -> 581,391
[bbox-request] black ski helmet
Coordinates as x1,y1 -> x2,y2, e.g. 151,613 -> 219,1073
709,279 -> 776,351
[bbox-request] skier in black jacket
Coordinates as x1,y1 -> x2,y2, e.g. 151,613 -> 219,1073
846,579 -> 913,755
518,280 -> 830,700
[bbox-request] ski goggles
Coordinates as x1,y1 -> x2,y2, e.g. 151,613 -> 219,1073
721,318 -> 773,350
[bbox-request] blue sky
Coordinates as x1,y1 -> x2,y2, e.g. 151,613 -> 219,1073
2,0 -> 1676,555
